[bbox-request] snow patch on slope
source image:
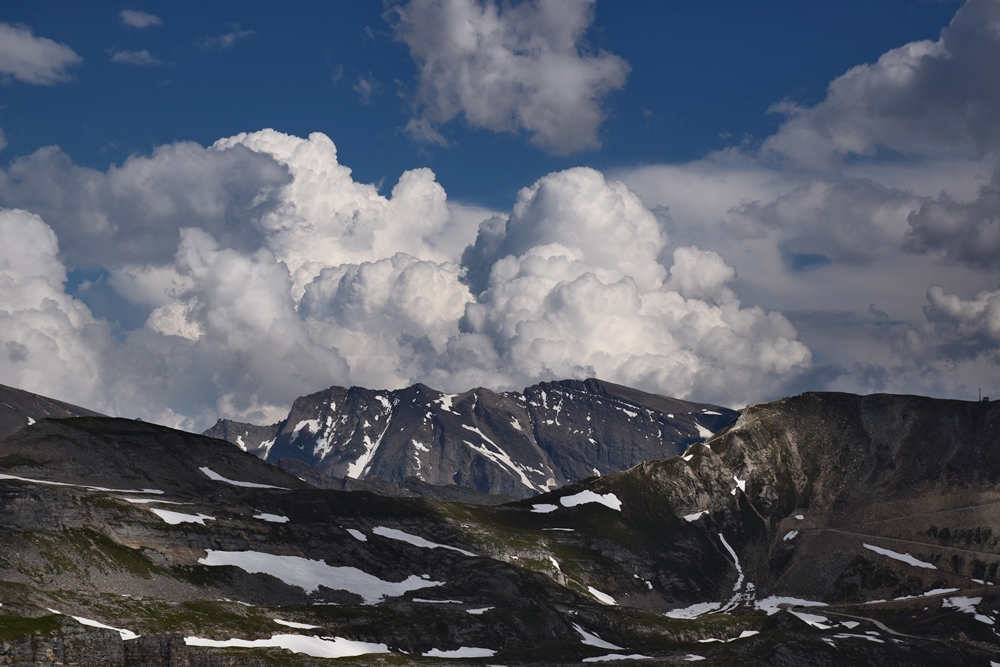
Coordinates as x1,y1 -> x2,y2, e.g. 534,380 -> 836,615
197,550 -> 442,604
0,473 -> 163,495
863,543 -> 936,569
151,509 -> 214,525
372,526 -> 477,557
422,647 -> 496,658
199,467 -> 288,489
561,490 -> 622,511
573,623 -> 624,650
943,596 -> 995,625
346,421 -> 392,480
461,428 -> 547,492
290,419 -> 320,444
48,609 -> 138,641
588,586 -> 617,605
664,602 -> 721,619
185,634 -> 389,659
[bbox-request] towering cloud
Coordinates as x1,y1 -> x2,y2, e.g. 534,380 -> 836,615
390,0 -> 630,153
0,210 -> 107,405
212,130 -> 463,298
455,168 -> 810,402
0,141 -> 290,269
0,128 -> 817,427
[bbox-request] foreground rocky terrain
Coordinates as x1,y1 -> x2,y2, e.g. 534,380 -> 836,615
2,389 -> 1000,665
204,379 -> 736,499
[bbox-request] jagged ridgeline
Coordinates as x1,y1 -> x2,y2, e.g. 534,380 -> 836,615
204,378 -> 737,498
2,388 -> 1000,665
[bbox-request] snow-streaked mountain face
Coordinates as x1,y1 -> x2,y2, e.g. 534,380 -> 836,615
204,378 -> 737,498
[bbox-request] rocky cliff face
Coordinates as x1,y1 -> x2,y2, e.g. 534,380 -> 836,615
204,378 -> 736,498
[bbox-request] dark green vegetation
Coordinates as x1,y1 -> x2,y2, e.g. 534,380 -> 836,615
2,391 -> 1000,665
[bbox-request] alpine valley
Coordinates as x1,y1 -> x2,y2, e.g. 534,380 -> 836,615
2,380 -> 1000,666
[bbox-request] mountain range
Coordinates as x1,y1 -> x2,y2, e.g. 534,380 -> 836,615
1,382 -> 1000,665
203,379 -> 737,499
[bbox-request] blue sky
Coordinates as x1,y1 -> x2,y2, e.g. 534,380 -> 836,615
1,0 -> 998,429
3,1 -> 960,205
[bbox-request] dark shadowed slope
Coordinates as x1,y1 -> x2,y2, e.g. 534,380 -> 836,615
0,383 -> 104,442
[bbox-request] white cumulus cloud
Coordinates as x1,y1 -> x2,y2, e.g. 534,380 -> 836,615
454,168 -> 811,403
0,130 -> 818,427
0,209 -> 108,406
764,0 -> 1000,166
111,49 -> 162,66
213,130 -> 468,298
0,140 -> 291,269
390,0 -> 630,154
301,254 -> 474,390
120,10 -> 163,29
199,24 -> 255,50
0,22 -> 81,85
106,228 -> 351,428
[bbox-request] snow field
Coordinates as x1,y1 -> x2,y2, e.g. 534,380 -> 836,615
573,623 -> 624,650
863,543 -> 936,569
273,619 -> 319,629
197,549 -> 443,604
754,596 -> 827,615
199,467 -> 288,489
588,586 -> 617,605
151,509 -> 215,525
664,602 -> 722,619
943,596 -> 995,625
372,526 -> 477,556
0,473 -> 162,495
560,490 -> 622,511
422,647 -> 496,658
48,609 -> 138,641
185,634 -> 389,658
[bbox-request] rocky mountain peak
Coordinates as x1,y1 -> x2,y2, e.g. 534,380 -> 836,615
204,378 -> 737,498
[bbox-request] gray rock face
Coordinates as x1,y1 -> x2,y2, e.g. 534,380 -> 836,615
204,378 -> 737,498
